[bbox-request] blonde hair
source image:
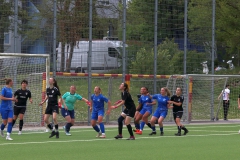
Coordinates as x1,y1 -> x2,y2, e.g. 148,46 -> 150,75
163,87 -> 171,97
95,86 -> 102,93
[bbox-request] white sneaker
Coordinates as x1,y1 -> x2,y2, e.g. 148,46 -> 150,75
18,131 -> 22,135
99,134 -> 106,138
63,126 -> 66,133
1,130 -> 4,137
6,136 -> 13,141
96,132 -> 102,138
66,132 -> 71,136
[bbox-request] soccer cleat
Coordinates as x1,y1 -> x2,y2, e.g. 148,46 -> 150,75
18,131 -> 22,135
160,132 -> 164,136
183,129 -> 189,135
135,130 -> 142,135
149,131 -> 156,135
175,132 -> 181,136
99,134 -> 106,138
133,129 -> 140,132
114,135 -> 123,139
49,130 -> 56,138
126,136 -> 135,140
96,132 -> 102,138
1,130 -> 4,137
6,136 -> 13,141
56,131 -> 59,138
66,132 -> 71,136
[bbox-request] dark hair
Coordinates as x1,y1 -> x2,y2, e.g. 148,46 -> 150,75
21,79 -> 28,85
3,78 -> 12,85
53,78 -> 60,91
142,86 -> 148,91
123,83 -> 129,92
226,85 -> 229,88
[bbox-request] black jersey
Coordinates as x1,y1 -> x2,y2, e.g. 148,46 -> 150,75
171,95 -> 184,112
14,89 -> 32,107
46,87 -> 61,105
121,91 -> 136,109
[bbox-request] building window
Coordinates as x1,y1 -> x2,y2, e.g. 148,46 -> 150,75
98,0 -> 110,6
4,33 -> 10,45
108,47 -> 119,58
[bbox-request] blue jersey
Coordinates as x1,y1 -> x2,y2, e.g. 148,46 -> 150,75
152,94 -> 169,111
139,95 -> 153,109
0,87 -> 13,110
91,94 -> 109,111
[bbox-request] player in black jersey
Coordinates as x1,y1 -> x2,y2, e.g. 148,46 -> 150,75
111,83 -> 136,140
12,80 -> 32,135
40,78 -> 66,139
168,87 -> 188,136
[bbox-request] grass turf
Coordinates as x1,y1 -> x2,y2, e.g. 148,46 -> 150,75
0,123 -> 240,160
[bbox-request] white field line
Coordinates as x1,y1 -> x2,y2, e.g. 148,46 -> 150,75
0,132 -> 237,146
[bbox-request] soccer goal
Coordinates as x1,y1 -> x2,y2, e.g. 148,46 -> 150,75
165,74 -> 240,123
0,53 -> 50,127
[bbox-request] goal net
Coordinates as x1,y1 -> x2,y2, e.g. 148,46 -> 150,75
166,74 -> 240,122
0,53 -> 50,127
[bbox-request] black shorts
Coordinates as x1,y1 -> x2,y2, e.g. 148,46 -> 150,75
122,107 -> 136,118
45,104 -> 59,115
14,106 -> 26,115
173,111 -> 183,120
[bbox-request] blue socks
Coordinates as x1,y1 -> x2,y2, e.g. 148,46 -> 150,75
1,123 -> 5,130
99,123 -> 105,134
160,127 -> 163,132
152,126 -> 156,132
140,121 -> 145,131
135,123 -> 140,130
7,122 -> 12,133
93,125 -> 100,132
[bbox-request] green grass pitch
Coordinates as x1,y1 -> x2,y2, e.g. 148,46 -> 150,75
0,123 -> 240,160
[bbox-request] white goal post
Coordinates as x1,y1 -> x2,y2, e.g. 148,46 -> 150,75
0,53 -> 50,127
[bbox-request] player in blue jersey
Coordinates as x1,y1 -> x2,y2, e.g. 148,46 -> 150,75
0,78 -> 17,140
168,87 -> 188,136
90,86 -> 111,138
148,87 -> 171,136
111,83 -> 136,140
135,87 -> 156,135
40,78 -> 65,139
61,85 -> 90,136
12,80 -> 32,135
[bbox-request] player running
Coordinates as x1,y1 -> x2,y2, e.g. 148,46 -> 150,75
90,86 -> 111,138
111,83 -> 136,140
148,87 -> 171,136
61,85 -> 90,136
39,78 -> 65,139
0,78 -> 17,140
168,87 -> 188,136
135,87 -> 156,135
12,80 -> 32,135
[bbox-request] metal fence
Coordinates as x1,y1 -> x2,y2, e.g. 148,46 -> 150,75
1,0 -> 240,126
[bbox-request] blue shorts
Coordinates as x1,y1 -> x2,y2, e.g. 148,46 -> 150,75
91,109 -> 104,120
1,109 -> 13,119
139,107 -> 152,115
153,109 -> 168,119
61,108 -> 75,119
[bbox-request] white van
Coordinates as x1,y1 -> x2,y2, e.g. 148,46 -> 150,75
56,38 -> 125,73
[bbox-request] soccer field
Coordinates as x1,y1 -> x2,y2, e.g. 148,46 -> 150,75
0,123 -> 240,160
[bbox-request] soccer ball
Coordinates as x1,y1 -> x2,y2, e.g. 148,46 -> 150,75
238,130 -> 240,134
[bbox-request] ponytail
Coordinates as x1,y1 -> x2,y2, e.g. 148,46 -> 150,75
123,83 -> 129,92
163,87 -> 171,97
53,78 -> 60,92
2,78 -> 12,85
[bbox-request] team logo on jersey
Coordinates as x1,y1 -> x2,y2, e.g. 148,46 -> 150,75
26,92 -> 28,95
98,99 -> 100,102
163,98 -> 166,101
52,90 -> 54,93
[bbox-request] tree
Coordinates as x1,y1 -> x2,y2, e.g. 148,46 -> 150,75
0,0 -> 13,53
